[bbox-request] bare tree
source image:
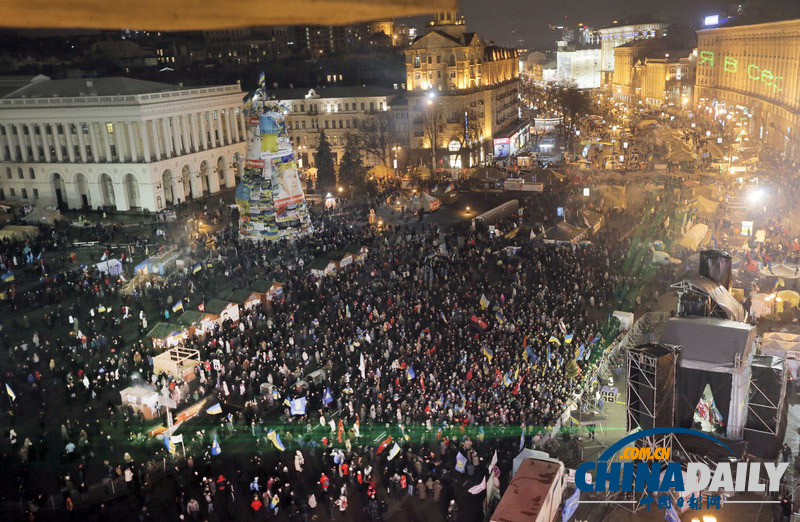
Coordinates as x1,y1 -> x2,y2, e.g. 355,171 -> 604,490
356,111 -> 397,168
422,105 -> 444,172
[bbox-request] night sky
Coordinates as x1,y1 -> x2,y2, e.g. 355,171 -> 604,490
449,0 -> 733,48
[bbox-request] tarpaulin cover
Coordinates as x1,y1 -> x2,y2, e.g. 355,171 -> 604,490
675,276 -> 745,322
660,317 -> 754,366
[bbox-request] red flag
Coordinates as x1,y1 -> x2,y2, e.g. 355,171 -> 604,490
513,374 -> 525,395
376,435 -> 393,454
421,375 -> 426,391
523,336 -> 527,349
337,419 -> 344,443
198,301 -> 205,312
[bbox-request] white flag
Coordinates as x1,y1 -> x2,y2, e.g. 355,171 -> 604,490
359,352 -> 366,379
388,443 -> 401,461
171,434 -> 184,444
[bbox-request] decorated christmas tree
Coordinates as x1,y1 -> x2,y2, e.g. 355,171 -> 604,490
235,81 -> 313,240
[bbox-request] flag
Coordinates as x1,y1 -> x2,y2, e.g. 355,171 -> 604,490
388,443 -> 401,460
468,477 -> 487,494
455,452 -> 467,473
376,435 -> 392,454
346,304 -> 351,318
665,504 -> 680,522
269,495 -> 280,509
564,333 -> 574,344
548,335 -> 561,346
198,301 -> 205,312
1,272 -> 14,282
97,305 -> 106,313
267,429 -> 285,451
483,347 -> 494,362
359,352 -> 366,379
193,263 -> 203,274
578,344 -> 586,360
258,71 -> 266,88
171,434 -> 183,445
502,373 -> 512,387
420,375 -> 426,391
354,418 -> 360,438
519,428 -> 525,450
779,277 -> 786,287
5,383 -> 15,401
480,294 -> 490,309
444,183 -> 454,193
211,434 -> 221,455
590,334 -> 602,344
562,487 -> 580,522
323,387 -> 334,405
513,374 -> 525,395
337,419 -> 344,443
471,315 -> 488,330
407,365 -> 416,379
206,403 -> 222,415
559,319 -> 567,333
290,397 -> 307,415
495,311 -> 505,324
172,300 -> 184,313
164,435 -> 176,454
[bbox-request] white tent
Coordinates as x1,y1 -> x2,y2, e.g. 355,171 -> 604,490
96,259 -> 123,276
409,193 -> 441,212
761,332 -> 800,376
759,263 -> 800,280
749,292 -> 772,318
676,223 -> 709,252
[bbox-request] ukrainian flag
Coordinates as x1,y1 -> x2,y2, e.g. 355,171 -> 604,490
206,403 -> 222,415
192,263 -> 202,274
407,365 -> 416,379
172,300 -> 184,313
1,272 -> 14,283
480,294 -> 490,309
211,434 -> 221,455
258,71 -> 266,88
97,305 -> 106,313
564,333 -> 574,344
495,311 -> 505,324
164,435 -> 176,454
267,429 -> 285,451
6,383 -> 16,401
483,347 -> 494,362
548,335 -> 561,346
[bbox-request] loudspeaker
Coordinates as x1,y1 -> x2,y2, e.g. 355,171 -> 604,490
743,356 -> 788,459
700,250 -> 732,289
627,344 -> 679,431
679,293 -> 711,317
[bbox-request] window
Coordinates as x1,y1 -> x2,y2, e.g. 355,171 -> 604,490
9,188 -> 15,197
300,104 -> 305,112
437,55 -> 441,63
33,189 -> 38,199
414,56 -> 420,68
338,120 -> 343,129
17,168 -> 23,179
345,120 -> 350,129
360,102 -> 365,110
344,103 -> 349,111
106,123 -> 114,134
5,168 -> 10,179
0,189 -> 4,200
337,104 -> 342,112
29,168 -> 34,179
325,120 -> 329,129
428,56 -> 432,64
301,121 -> 306,129
21,188 -> 27,199
353,119 -> 358,129
370,102 -> 375,111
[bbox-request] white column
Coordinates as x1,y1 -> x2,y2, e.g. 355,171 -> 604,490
17,125 -> 29,162
223,109 -> 233,145
238,112 -> 247,141
127,122 -> 138,163
189,169 -> 203,198
88,123 -> 100,163
26,125 -> 39,162
200,113 -> 209,150
102,123 -> 113,162
189,114 -> 198,152
41,125 -> 52,163
115,121 -> 127,163
139,121 -> 151,162
171,117 -> 182,156
180,115 -> 191,154
64,124 -> 76,162
222,160 -> 236,188
0,127 -> 9,161
232,109 -> 241,142
172,174 -> 185,203
76,124 -> 88,163
113,180 -> 130,211
150,120 -> 161,160
161,118 -> 173,158
53,125 -> 63,162
215,111 -> 224,147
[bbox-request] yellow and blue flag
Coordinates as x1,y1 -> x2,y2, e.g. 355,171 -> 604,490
290,397 -> 307,415
548,335 -> 561,346
480,294 -> 490,310
483,347 -> 494,362
1,272 -> 14,283
407,365 -> 416,379
206,403 -> 222,415
192,263 -> 202,274
564,333 -> 574,344
211,434 -> 221,455
5,383 -> 16,401
267,429 -> 285,451
164,435 -> 176,454
258,71 -> 266,88
172,300 -> 184,313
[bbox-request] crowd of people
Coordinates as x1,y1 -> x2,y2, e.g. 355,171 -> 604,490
0,181 -> 647,521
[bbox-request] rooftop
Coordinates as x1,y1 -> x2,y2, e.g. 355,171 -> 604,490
268,85 -> 399,101
3,76 -> 180,99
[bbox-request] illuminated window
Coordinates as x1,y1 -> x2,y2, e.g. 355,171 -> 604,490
106,123 -> 114,134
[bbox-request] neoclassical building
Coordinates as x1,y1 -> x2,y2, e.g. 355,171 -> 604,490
403,11 -> 521,168
696,18 -> 800,158
0,77 -> 246,212
597,22 -> 669,83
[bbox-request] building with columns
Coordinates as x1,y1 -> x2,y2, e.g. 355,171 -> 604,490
597,22 -> 669,84
696,18 -> 800,158
0,77 -> 246,212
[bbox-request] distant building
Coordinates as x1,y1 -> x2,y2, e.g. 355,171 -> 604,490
294,24 -> 370,55
403,11 -> 522,169
610,38 -> 692,104
269,86 -> 400,168
0,77 -> 245,211
556,46 -> 601,89
696,18 -> 800,158
597,22 -> 669,82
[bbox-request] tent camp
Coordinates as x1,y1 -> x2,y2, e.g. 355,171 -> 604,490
595,185 -> 626,210
676,223 -> 709,252
20,206 -> 62,226
578,209 -> 604,233
777,290 -> 800,313
96,259 -> 123,276
689,196 -> 719,216
408,193 -> 441,213
0,225 -> 39,241
761,332 -> 800,366
544,222 -> 587,243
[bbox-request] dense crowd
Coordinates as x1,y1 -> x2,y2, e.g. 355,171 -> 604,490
0,190 -> 635,521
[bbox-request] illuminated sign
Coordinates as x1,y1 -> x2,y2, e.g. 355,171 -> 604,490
703,14 -> 720,26
698,51 -> 783,94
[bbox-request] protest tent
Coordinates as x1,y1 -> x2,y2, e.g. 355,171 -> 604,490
204,299 -> 240,324
153,346 -> 201,381
175,310 -> 215,334
675,223 -> 708,252
325,250 -> 355,269
408,193 -> 441,213
96,258 -> 123,276
543,222 -> 587,243
777,290 -> 800,313
135,249 -> 181,275
147,322 -> 188,351
342,244 -> 369,263
309,257 -> 337,277
250,279 -> 284,302
20,205 -> 62,225
119,385 -> 162,420
578,208 -> 604,234
688,196 -> 719,216
0,225 -> 39,241
226,289 -> 265,311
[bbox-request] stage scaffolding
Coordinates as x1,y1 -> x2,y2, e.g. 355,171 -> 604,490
745,357 -> 788,437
